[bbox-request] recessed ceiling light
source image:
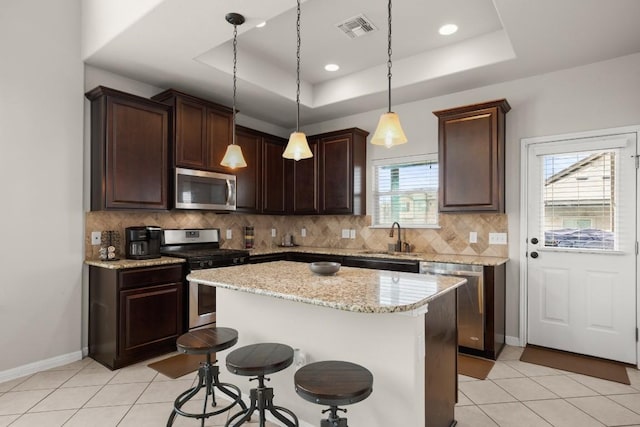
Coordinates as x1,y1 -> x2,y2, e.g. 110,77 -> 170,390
439,24 -> 458,36
256,21 -> 266,28
324,64 -> 340,72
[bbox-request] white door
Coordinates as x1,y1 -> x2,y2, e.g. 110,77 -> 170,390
526,132 -> 637,364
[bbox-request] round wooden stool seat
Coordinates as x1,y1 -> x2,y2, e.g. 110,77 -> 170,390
294,361 -> 373,406
176,327 -> 238,355
226,342 -> 294,376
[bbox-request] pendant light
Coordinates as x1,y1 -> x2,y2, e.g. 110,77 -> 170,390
282,0 -> 313,161
371,0 -> 407,148
220,13 -> 248,168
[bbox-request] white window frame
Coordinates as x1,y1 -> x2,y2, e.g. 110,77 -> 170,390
370,154 -> 440,229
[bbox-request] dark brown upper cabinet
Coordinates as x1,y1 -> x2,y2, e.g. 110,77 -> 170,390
287,138 -> 320,214
433,99 -> 510,213
86,86 -> 170,211
152,89 -> 233,172
234,126 -> 262,213
316,128 -> 368,215
261,135 -> 288,214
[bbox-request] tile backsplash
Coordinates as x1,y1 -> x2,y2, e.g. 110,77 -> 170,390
85,211 -> 508,259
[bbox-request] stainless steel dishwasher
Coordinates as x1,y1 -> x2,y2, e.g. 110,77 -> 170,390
420,262 -> 485,351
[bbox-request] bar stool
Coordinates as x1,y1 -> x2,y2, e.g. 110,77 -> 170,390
294,361 -> 373,427
167,327 -> 247,427
225,342 -> 299,427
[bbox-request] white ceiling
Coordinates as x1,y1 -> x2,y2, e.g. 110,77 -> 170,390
83,0 -> 640,129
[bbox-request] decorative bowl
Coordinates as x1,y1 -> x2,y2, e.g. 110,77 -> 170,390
309,261 -> 341,276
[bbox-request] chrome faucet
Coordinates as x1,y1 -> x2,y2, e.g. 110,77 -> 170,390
389,222 -> 402,252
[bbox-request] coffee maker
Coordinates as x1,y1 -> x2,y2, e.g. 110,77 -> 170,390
125,226 -> 162,259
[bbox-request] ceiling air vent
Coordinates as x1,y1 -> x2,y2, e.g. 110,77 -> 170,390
336,14 -> 377,39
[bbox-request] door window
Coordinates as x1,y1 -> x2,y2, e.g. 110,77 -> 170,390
541,150 -> 617,251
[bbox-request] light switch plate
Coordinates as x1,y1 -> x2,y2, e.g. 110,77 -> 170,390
91,231 -> 101,245
226,229 -> 232,239
341,229 -> 350,238
349,229 -> 356,239
469,231 -> 477,243
489,232 -> 508,245
271,228 -> 277,237
301,228 -> 307,237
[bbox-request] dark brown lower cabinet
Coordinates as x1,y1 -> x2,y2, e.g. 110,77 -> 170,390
89,264 -> 184,370
424,288 -> 457,427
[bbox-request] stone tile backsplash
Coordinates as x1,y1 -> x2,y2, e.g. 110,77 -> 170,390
85,211 -> 508,259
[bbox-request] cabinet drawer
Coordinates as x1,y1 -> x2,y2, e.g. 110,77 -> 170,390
119,265 -> 183,289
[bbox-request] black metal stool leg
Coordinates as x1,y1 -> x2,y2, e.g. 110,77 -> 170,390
226,388 -> 257,426
320,406 -> 348,427
225,375 -> 297,427
168,358 -> 245,426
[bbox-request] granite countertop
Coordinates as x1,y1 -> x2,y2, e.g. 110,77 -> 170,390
84,246 -> 507,270
84,256 -> 186,269
187,260 -> 466,314
249,246 -> 508,266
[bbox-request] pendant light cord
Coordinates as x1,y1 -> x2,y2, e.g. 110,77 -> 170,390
232,23 -> 238,145
386,0 -> 392,113
296,0 -> 301,132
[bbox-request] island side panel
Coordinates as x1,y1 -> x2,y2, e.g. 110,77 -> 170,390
424,288 -> 458,427
215,287 -> 426,427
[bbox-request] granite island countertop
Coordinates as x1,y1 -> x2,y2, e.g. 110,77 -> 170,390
187,260 -> 466,314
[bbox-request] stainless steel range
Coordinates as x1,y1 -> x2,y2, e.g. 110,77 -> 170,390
161,228 -> 249,330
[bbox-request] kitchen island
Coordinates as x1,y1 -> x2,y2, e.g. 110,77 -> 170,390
187,261 -> 466,427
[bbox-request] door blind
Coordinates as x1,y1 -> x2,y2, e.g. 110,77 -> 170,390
541,150 -> 617,250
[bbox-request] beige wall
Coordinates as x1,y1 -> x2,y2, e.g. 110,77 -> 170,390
0,0 -> 84,375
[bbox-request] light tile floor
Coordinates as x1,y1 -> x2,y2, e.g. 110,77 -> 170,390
1,346 -> 640,426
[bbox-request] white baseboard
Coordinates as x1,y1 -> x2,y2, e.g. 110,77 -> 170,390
505,335 -> 523,347
0,350 -> 83,384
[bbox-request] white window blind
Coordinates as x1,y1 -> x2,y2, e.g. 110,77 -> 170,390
541,149 -> 617,250
372,155 -> 439,227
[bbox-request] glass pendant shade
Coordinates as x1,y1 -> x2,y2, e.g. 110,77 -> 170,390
371,112 -> 408,148
220,143 -> 247,168
283,131 -> 313,161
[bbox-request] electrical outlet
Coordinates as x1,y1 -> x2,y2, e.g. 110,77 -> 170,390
91,231 -> 102,245
469,231 -> 477,243
341,229 -> 350,238
226,229 -> 232,239
489,232 -> 508,245
271,228 -> 277,237
349,229 -> 356,239
301,228 -> 307,237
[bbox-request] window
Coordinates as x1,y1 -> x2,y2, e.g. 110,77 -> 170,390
372,155 -> 439,227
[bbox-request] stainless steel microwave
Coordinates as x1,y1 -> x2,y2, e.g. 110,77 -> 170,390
174,167 -> 236,211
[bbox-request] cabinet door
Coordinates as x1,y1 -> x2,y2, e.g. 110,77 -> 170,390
230,127 -> 261,212
206,108 -> 233,171
321,134 -> 353,214
175,97 -> 207,169
119,282 -> 183,359
105,97 -> 169,210
290,138 -> 319,214
262,137 -> 287,214
435,100 -> 509,213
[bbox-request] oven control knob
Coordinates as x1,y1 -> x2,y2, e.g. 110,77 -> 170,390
208,260 -> 213,267
199,261 -> 205,268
